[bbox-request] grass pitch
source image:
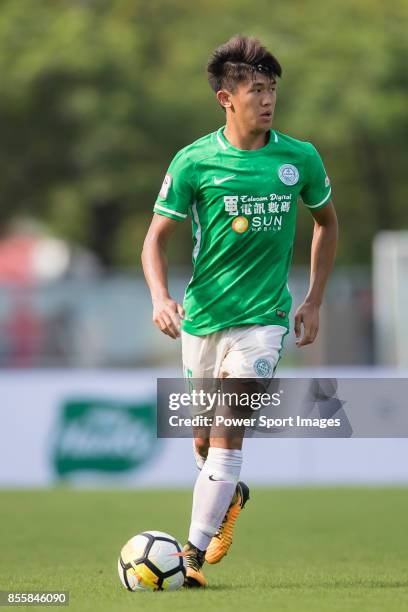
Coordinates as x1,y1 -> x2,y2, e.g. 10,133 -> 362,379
1,488 -> 408,611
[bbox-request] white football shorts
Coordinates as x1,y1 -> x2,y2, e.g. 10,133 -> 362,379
181,324 -> 288,380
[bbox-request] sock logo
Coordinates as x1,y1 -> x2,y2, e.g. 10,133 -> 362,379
208,475 -> 224,482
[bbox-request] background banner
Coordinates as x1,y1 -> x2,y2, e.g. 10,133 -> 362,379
1,370 -> 408,487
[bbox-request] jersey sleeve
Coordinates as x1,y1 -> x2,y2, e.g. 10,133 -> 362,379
300,144 -> 332,210
153,150 -> 196,221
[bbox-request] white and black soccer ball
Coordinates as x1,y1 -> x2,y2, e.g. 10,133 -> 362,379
118,530 -> 186,592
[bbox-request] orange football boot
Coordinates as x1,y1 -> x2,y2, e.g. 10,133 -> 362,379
205,481 -> 250,564
183,542 -> 208,588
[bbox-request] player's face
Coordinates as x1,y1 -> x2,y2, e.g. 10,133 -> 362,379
223,74 -> 277,133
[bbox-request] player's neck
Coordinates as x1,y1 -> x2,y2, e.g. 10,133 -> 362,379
223,123 -> 270,151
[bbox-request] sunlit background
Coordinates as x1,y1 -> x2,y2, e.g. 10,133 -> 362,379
0,0 -> 407,488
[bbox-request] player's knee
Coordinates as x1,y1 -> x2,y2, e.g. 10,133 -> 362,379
194,437 -> 210,458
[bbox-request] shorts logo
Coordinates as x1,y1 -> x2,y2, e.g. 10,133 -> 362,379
159,173 -> 172,199
254,358 -> 273,378
278,164 -> 299,186
325,175 -> 330,188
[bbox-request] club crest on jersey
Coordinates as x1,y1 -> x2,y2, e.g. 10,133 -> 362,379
159,173 -> 172,199
278,164 -> 299,186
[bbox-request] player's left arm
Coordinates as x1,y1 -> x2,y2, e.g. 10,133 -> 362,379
294,200 -> 338,347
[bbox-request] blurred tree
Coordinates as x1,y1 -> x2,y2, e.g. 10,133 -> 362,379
0,0 -> 406,266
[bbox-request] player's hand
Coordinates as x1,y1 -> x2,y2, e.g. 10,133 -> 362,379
152,296 -> 185,339
294,301 -> 320,347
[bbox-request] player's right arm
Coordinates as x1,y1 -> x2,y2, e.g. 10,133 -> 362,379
142,149 -> 196,339
141,214 -> 185,339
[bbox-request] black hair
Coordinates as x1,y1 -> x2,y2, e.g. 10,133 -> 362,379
207,35 -> 282,92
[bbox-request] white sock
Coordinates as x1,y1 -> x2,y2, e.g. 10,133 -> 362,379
188,447 -> 242,551
192,439 -> 207,470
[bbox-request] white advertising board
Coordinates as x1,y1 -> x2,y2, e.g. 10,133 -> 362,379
0,369 -> 407,487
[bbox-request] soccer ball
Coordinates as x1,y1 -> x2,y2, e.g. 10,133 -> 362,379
118,530 -> 186,592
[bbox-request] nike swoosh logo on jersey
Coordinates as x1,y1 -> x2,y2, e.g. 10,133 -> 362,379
213,175 -> 236,185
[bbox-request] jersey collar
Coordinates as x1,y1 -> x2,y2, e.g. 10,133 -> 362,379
216,126 -> 278,154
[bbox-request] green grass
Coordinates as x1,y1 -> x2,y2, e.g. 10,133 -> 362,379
1,488 -> 408,611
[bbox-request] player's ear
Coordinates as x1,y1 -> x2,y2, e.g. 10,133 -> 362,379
217,89 -> 232,110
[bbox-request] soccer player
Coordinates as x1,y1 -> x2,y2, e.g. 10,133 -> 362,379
142,35 -> 338,587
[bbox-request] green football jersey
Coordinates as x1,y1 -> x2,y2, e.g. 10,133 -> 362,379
154,127 -> 332,336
